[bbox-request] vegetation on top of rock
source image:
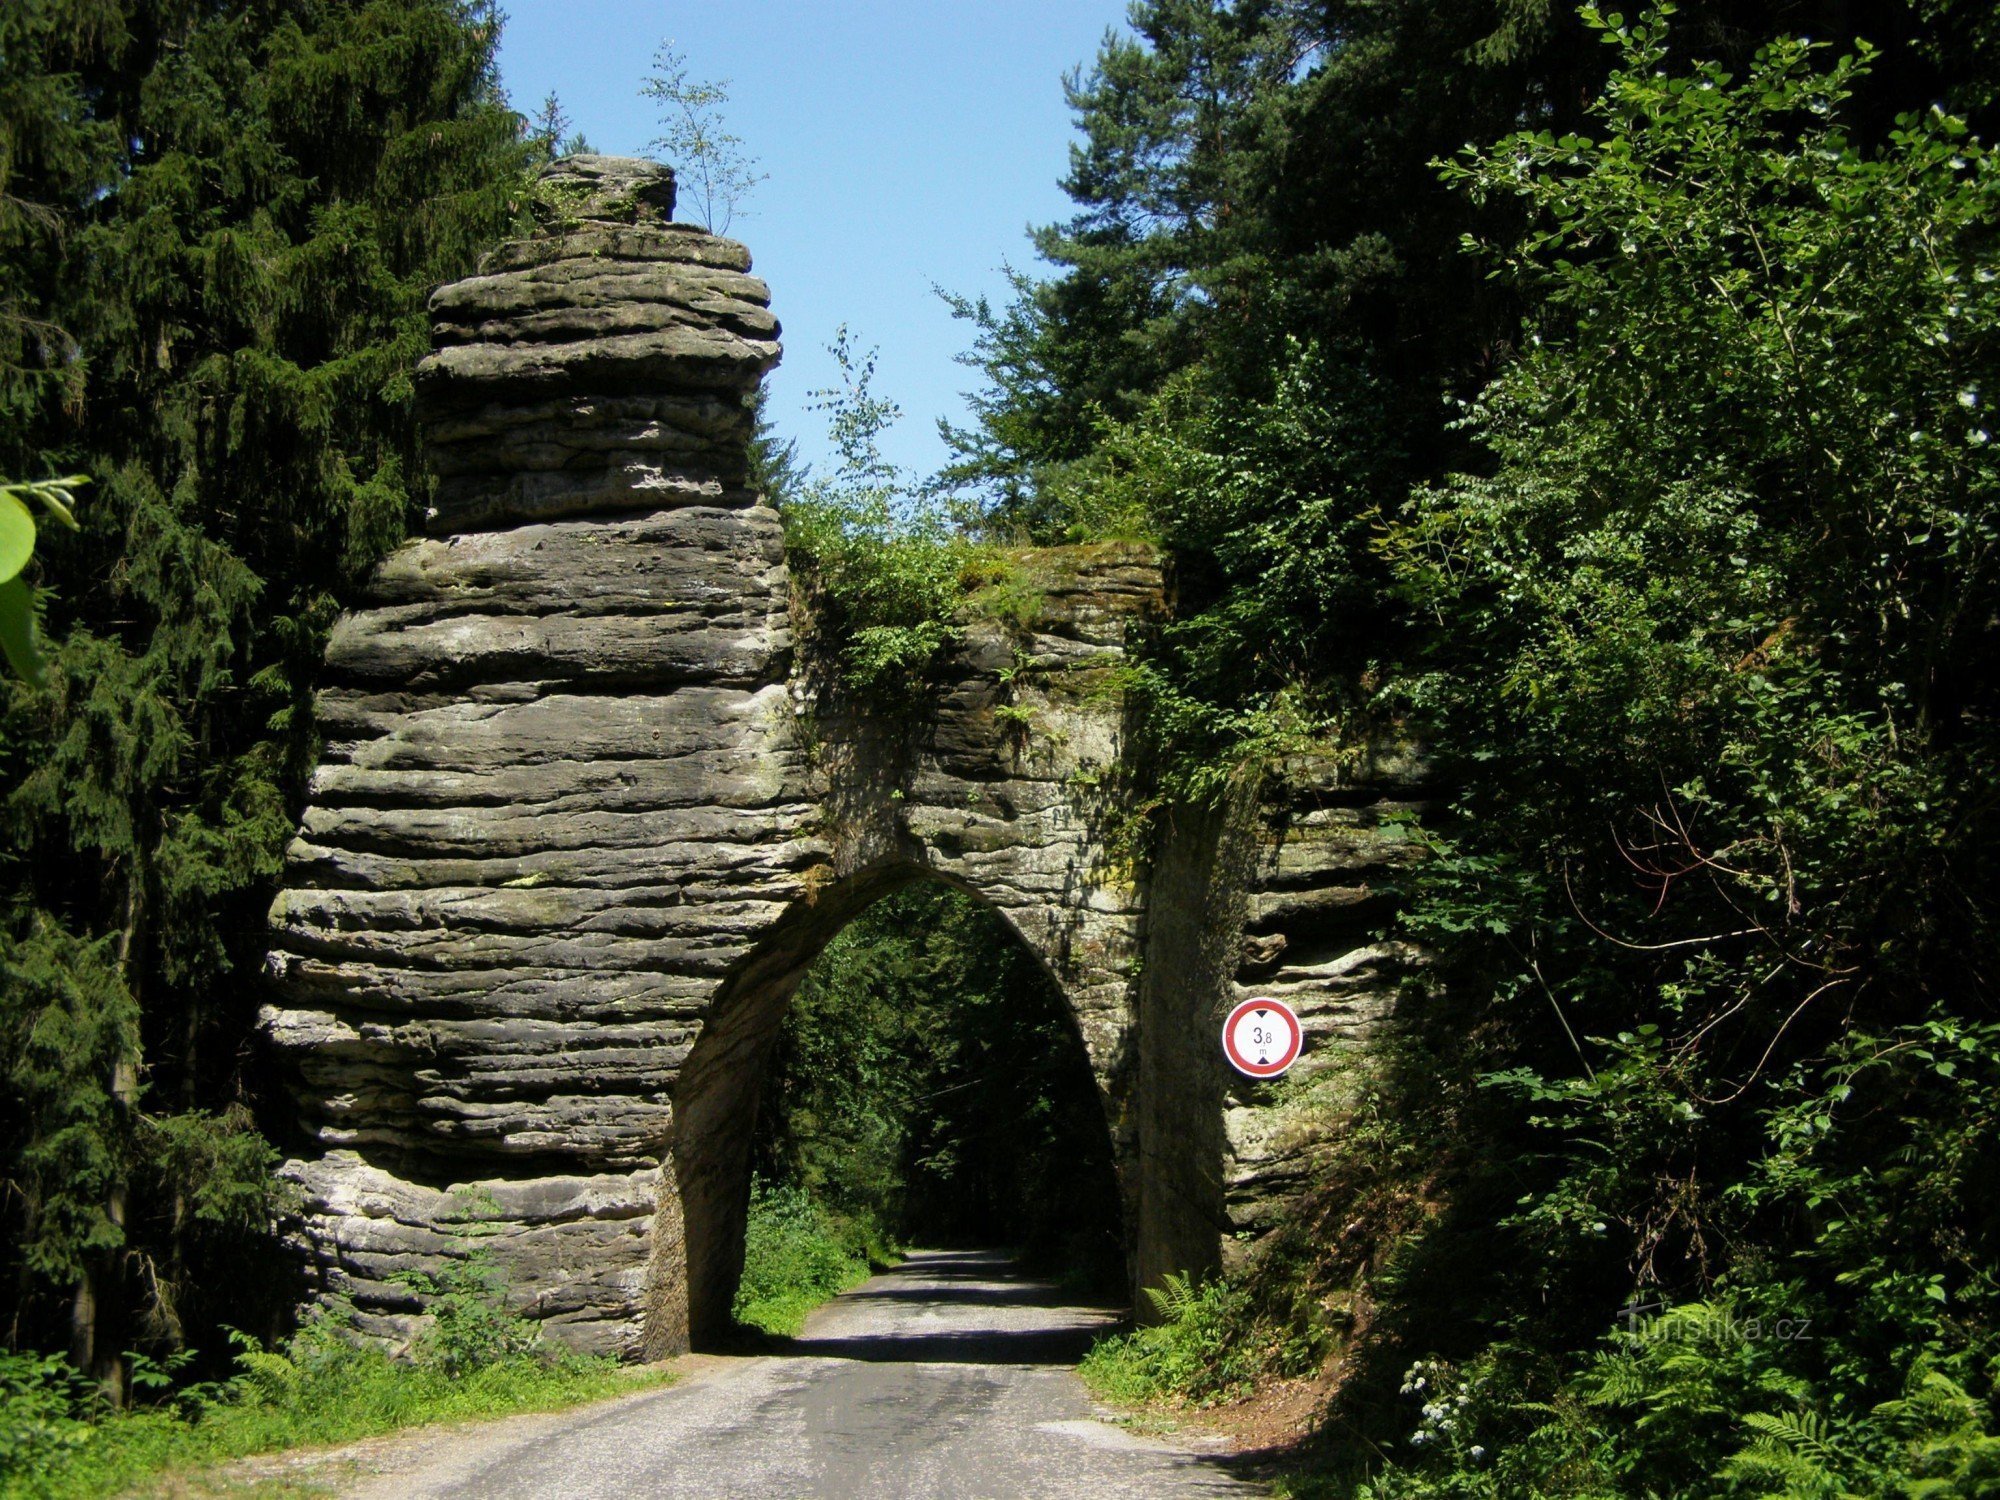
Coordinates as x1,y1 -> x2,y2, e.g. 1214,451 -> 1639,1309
642,40 -> 764,235
778,328 -> 995,696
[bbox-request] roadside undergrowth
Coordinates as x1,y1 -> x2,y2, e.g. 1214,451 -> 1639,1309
1081,1068 -> 1445,1429
731,1180 -> 897,1339
0,1280 -> 670,1500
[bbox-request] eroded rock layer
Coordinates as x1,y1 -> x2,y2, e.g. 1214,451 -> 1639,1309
1219,752 -> 1428,1251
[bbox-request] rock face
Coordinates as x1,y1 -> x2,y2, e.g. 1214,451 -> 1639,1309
261,155 -> 1425,1359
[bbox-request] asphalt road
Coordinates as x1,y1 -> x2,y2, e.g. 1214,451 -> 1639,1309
357,1248 -> 1264,1500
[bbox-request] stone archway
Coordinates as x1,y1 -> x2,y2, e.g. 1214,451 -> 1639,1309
653,863 -> 1126,1354
260,156 -> 1427,1358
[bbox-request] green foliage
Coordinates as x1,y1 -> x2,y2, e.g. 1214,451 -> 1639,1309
1081,1064 -> 1427,1418
641,41 -> 763,234
0,1295 -> 660,1500
0,1354 -> 93,1486
731,1181 -> 884,1338
739,887 -> 1125,1335
386,1191 -> 548,1376
1339,1322 -> 2000,1499
943,0 -> 2000,802
780,330 -> 984,695
934,0 -> 1615,792
1039,10 -> 2000,1495
1080,1273 -> 1262,1407
752,884 -> 1123,1278
0,476 -> 81,685
0,0 -> 532,1379
1311,12 -> 2000,1498
525,91 -> 592,164
1099,343 -> 1399,799
747,386 -> 805,509
1081,1254 -> 1345,1410
395,1258 -> 542,1379
1393,0 -> 1999,1293
1,917 -> 138,1289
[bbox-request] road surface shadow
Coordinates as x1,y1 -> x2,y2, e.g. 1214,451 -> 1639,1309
836,1281 -> 1110,1309
851,1250 -> 1032,1280
783,1323 -> 1111,1366
722,1248 -> 1133,1367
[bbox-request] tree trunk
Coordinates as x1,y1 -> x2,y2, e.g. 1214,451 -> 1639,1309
67,1272 -> 96,1380
71,873 -> 146,1407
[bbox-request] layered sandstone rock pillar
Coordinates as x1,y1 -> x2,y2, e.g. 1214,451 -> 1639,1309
260,157 -> 800,1354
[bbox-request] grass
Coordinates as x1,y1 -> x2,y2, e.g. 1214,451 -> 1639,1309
731,1180 -> 895,1338
1,1296 -> 670,1500
7,1184 -> 899,1495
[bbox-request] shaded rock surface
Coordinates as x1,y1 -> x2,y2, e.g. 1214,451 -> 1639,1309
1218,750 -> 1429,1253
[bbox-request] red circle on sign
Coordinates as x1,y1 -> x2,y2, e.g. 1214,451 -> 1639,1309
1222,998 -> 1303,1079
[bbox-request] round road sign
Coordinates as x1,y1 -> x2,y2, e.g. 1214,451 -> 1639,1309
1221,997 -> 1303,1079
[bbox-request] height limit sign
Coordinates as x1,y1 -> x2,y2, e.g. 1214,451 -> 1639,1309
1221,997 -> 1303,1080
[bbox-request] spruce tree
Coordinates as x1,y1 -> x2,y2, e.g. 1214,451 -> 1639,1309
0,0 -> 529,1395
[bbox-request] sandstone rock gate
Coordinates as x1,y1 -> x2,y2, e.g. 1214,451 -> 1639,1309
261,158 -> 1423,1358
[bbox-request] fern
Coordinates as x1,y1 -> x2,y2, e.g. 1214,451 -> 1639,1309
1724,1410 -> 1859,1499
1143,1270 -> 1200,1323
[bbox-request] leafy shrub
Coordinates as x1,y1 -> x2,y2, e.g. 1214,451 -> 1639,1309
1321,10 -> 2000,1498
1341,1320 -> 2000,1500
398,1255 -> 545,1378
1080,1273 -> 1278,1408
0,1355 -> 92,1490
0,1269 -> 655,1499
780,328 -> 988,695
732,1180 -> 886,1337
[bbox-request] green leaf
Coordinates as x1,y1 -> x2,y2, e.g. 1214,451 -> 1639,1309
0,492 -> 36,583
34,480 -> 84,531
0,574 -> 46,685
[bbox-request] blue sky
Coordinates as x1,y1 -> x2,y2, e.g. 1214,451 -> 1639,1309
494,1 -> 1132,484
